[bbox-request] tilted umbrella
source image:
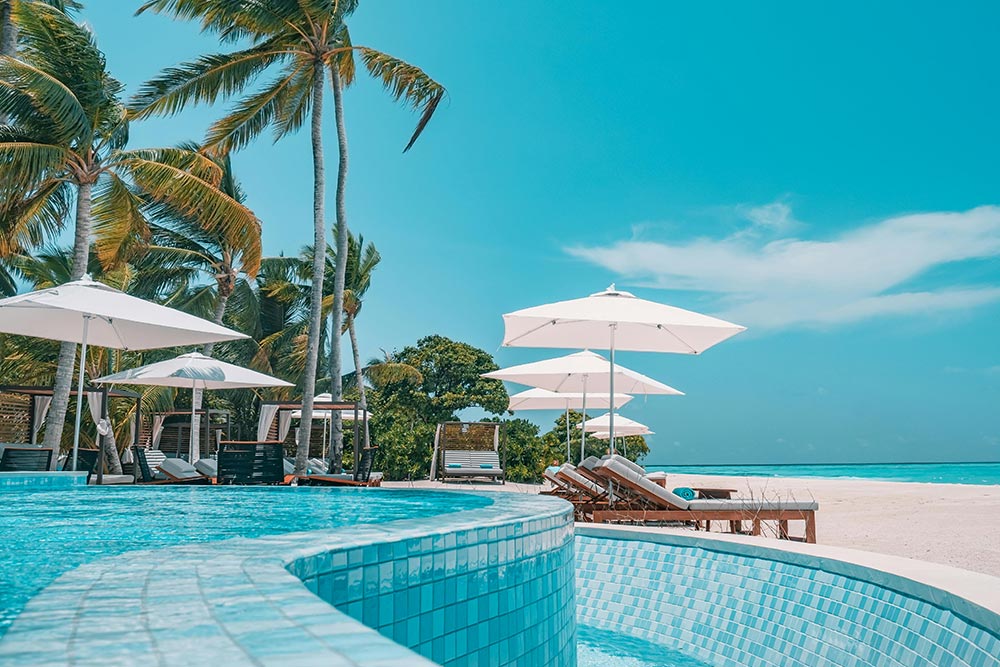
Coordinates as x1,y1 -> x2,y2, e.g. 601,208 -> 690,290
0,277 -> 248,471
507,388 -> 633,463
482,350 -> 681,461
94,352 -> 291,463
502,285 -> 744,451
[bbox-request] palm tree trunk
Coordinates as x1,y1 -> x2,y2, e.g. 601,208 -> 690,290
347,314 -> 369,449
294,63 -> 327,476
41,180 -> 93,468
328,66 -> 349,472
201,288 -> 230,356
0,1 -> 16,59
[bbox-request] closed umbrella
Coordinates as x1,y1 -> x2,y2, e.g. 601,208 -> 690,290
502,285 -> 744,450
507,388 -> 632,463
0,277 -> 248,471
95,352 -> 291,463
483,350 -> 681,461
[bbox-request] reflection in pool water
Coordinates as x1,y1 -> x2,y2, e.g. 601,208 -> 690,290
577,624 -> 711,667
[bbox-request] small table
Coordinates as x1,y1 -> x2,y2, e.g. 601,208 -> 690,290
690,488 -> 739,534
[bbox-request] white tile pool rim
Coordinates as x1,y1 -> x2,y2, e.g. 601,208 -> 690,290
577,524 -> 1000,636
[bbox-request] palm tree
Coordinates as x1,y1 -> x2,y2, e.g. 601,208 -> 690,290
132,0 -> 445,474
0,3 -> 259,463
332,223 -> 379,462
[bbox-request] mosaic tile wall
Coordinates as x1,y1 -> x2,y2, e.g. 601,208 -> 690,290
0,471 -> 87,488
291,514 -> 578,667
576,534 -> 1000,667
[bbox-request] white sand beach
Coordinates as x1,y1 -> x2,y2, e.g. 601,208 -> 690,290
385,475 -> 1000,577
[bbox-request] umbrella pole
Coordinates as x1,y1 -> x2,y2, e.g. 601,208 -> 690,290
70,316 -> 91,472
608,324 -> 617,456
565,405 -> 570,464
579,376 -> 587,464
190,387 -> 197,464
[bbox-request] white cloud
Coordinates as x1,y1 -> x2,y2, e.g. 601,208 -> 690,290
567,205 -> 1000,329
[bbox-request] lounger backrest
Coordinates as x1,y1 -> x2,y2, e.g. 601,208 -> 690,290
604,454 -> 647,478
159,457 -> 202,480
557,464 -> 605,497
194,458 -> 217,477
443,449 -> 502,469
0,446 -> 52,472
598,458 -> 690,510
578,456 -> 601,471
308,458 -> 329,473
543,468 -> 567,488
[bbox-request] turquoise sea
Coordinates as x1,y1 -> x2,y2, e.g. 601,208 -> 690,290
645,462 -> 1000,486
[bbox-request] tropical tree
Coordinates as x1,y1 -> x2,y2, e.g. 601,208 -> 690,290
132,0 -> 445,474
330,223 -> 379,463
0,2 -> 259,463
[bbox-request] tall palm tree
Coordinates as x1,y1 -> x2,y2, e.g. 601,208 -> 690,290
0,2 -> 259,463
331,223 -> 378,461
133,0 -> 445,474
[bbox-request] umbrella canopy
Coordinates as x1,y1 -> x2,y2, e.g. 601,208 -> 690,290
579,412 -> 651,433
501,285 -> 743,451
502,284 -> 745,354
590,429 -> 653,439
95,353 -> 290,462
289,409 -> 372,421
507,388 -> 633,412
0,277 -> 248,349
483,350 -> 682,395
0,277 -> 249,473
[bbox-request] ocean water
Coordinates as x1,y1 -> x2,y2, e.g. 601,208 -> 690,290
646,462 -> 1000,485
0,486 -> 489,636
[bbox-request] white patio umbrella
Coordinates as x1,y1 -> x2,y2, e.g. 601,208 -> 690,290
0,277 -> 248,471
94,352 -> 291,463
579,412 -> 652,434
482,350 -> 681,461
507,388 -> 632,462
502,285 -> 745,451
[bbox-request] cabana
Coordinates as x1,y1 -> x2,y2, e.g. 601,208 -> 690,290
0,384 -> 140,481
430,421 -> 506,484
143,409 -> 232,459
258,399 -> 371,479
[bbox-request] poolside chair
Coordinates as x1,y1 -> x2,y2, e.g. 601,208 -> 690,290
194,458 -> 217,478
158,458 -> 211,484
440,449 -> 505,484
133,447 -> 208,485
593,455 -> 818,543
0,446 -> 53,472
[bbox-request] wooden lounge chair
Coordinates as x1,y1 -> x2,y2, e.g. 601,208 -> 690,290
217,441 -> 284,485
593,456 -> 818,543
158,458 -> 211,484
440,449 -> 505,483
133,447 -> 208,484
0,446 -> 53,472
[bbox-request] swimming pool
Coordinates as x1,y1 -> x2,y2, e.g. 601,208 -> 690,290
0,485 -> 490,636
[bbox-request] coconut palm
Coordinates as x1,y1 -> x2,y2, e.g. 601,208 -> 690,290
332,223 -> 379,461
131,0 -> 445,474
0,2 -> 259,463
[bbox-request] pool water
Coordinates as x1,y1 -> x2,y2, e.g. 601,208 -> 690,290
577,625 -> 712,667
0,485 -> 490,636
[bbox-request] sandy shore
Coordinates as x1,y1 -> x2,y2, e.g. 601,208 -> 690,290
384,475 -> 1000,577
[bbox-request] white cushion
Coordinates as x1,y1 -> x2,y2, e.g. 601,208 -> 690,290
598,458 -> 690,510
158,457 -> 202,480
194,459 -> 217,477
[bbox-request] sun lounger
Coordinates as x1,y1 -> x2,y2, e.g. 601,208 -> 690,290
307,458 -> 329,474
0,446 -> 53,472
156,457 -> 209,483
194,458 -> 217,478
440,449 -> 505,483
593,455 -> 818,543
556,463 -> 611,501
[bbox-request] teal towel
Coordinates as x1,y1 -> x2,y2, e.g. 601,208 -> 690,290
479,464 -> 494,469
446,463 -> 461,468
673,487 -> 696,501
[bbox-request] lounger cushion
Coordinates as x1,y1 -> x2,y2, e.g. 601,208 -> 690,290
308,458 -> 329,473
91,474 -> 134,485
579,456 -> 601,471
158,457 -> 202,480
194,458 -> 218,477
604,454 -> 647,478
688,499 -> 819,512
557,464 -> 605,496
598,458 -> 690,510
283,458 -> 296,476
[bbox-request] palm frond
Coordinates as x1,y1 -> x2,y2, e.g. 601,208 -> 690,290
0,141 -> 71,192
356,47 -> 446,151
91,173 -> 151,269
0,178 -> 70,255
0,56 -> 89,144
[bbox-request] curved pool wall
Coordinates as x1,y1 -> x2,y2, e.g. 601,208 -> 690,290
577,525 -> 1000,667
0,486 -> 576,667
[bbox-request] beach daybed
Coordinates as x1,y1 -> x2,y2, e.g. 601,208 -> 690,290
440,449 -> 505,484
593,456 -> 818,543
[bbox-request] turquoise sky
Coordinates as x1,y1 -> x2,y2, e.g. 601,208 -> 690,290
82,2 -> 999,465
